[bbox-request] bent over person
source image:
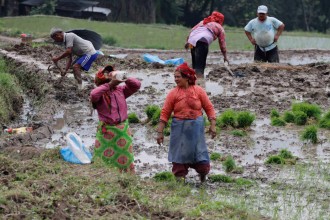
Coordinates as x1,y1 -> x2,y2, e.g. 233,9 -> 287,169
90,65 -> 141,173
156,63 -> 217,183
50,28 -> 99,90
244,5 -> 285,63
185,11 -> 229,78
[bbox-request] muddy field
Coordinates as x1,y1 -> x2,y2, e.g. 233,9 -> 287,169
1,37 -> 330,219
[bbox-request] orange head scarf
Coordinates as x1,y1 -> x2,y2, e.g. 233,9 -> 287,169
203,11 -> 224,25
94,65 -> 114,86
175,63 -> 197,85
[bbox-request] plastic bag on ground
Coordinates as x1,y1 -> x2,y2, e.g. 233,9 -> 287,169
143,53 -> 184,66
60,132 -> 92,164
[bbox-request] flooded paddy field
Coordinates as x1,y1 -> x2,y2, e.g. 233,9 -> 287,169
0,39 -> 330,219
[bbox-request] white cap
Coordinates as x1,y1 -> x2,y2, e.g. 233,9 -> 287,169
257,5 -> 268,14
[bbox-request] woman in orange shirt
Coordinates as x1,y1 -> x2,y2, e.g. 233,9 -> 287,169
156,63 -> 217,183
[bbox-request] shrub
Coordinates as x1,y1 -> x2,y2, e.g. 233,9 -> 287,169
236,111 -> 255,128
271,117 -> 286,126
145,105 -> 160,120
292,102 -> 322,120
128,113 -> 139,123
210,152 -> 222,161
283,111 -> 295,123
235,178 -> 253,186
301,125 -> 318,144
294,111 -> 308,125
222,156 -> 236,173
270,109 -> 280,118
216,109 -> 236,127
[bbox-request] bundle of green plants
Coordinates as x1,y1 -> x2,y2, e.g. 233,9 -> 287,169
210,152 -> 222,161
271,117 -> 286,126
145,104 -> 161,120
153,171 -> 176,182
222,156 -> 236,173
235,177 -> 254,186
216,109 -> 236,127
301,125 -> 318,144
319,111 -> 330,129
231,129 -> 246,137
203,115 -> 210,126
128,112 -> 140,123
292,102 -> 322,120
236,111 -> 255,128
270,109 -> 280,118
208,174 -> 234,183
265,149 -> 297,165
283,111 -> 295,123
151,108 -> 161,126
294,111 -> 308,125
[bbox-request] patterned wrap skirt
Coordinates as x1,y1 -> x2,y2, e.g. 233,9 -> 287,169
93,120 -> 134,172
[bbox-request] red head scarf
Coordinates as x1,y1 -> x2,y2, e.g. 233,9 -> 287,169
94,65 -> 114,86
175,62 -> 197,85
203,11 -> 224,25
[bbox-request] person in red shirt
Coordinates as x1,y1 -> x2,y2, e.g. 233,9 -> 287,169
156,63 -> 217,183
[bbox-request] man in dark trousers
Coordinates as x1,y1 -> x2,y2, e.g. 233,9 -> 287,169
50,28 -> 99,90
244,5 -> 285,63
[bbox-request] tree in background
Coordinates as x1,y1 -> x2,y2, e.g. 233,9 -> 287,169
29,0 -> 56,15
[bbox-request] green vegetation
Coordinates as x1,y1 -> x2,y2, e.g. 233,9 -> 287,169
265,149 -> 297,165
216,109 -> 255,129
319,111 -> 330,129
231,129 -> 246,137
153,171 -> 176,182
301,125 -> 318,144
0,59 -> 22,125
1,16 -> 330,51
292,102 -> 322,120
222,156 -> 236,173
128,112 -> 140,123
270,109 -> 280,118
145,104 -> 160,120
271,117 -> 286,126
210,152 -> 222,161
283,111 -> 295,123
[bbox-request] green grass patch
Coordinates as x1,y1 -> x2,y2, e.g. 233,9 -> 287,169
210,152 -> 222,161
270,109 -> 280,118
222,156 -> 236,173
301,125 -> 318,144
128,112 -> 140,123
231,129 -> 246,137
216,109 -> 255,129
292,102 -> 322,120
271,117 -> 286,126
265,149 -> 297,165
319,111 -> 330,129
145,104 -> 161,120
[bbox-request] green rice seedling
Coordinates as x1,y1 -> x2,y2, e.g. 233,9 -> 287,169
216,109 -> 236,128
222,156 -> 236,173
145,105 -> 160,120
270,109 -> 280,118
151,108 -> 161,126
210,152 -> 222,161
283,111 -> 295,123
153,171 -> 176,182
294,111 -> 308,125
231,129 -> 246,137
208,174 -> 234,183
163,127 -> 170,136
236,111 -> 255,128
292,102 -> 322,120
271,117 -> 286,126
128,112 -> 140,123
235,178 -> 253,186
203,115 -> 210,126
232,166 -> 244,174
319,111 -> 330,129
301,125 -> 318,144
265,155 -> 284,164
279,149 -> 294,159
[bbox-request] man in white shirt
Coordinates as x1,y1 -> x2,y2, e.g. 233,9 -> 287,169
244,5 -> 285,63
50,28 -> 99,90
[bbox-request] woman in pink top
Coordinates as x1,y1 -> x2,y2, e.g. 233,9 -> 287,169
90,65 -> 141,173
156,63 -> 217,183
185,11 -> 229,78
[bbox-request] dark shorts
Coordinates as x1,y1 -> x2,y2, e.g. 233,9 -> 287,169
172,161 -> 210,178
254,45 -> 279,63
